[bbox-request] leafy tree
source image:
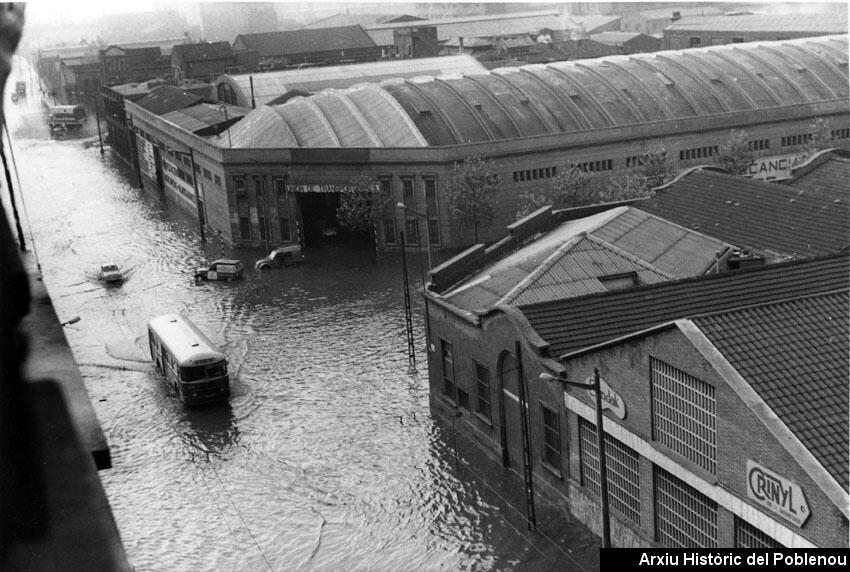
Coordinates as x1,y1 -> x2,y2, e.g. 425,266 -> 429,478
603,170 -> 651,201
446,155 -> 501,243
801,117 -> 831,159
515,165 -> 602,219
336,174 -> 393,242
712,129 -> 754,175
637,142 -> 677,188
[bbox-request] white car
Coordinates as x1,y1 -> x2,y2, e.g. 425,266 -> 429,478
99,263 -> 123,283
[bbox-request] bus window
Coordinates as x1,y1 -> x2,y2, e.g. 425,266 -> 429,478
181,365 -> 208,381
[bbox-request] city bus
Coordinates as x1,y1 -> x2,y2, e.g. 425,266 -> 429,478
148,314 -> 230,406
47,104 -> 86,132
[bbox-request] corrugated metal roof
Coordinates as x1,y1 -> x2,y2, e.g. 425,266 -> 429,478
668,13 -> 848,33
694,290 -> 849,492
785,150 -> 850,202
215,55 -> 487,108
160,103 -> 249,134
521,253 -> 849,358
133,85 -> 205,116
640,169 -> 850,258
439,206 -> 731,312
222,35 -> 848,149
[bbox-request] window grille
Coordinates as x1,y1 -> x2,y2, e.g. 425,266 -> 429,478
579,418 -> 641,524
541,404 -> 562,470
402,178 -> 414,202
279,217 -> 291,242
734,516 -> 783,548
234,176 -> 245,193
654,466 -> 718,547
440,339 -> 455,399
474,362 -> 491,420
405,218 -> 419,245
379,177 -> 392,199
651,357 -> 717,474
383,218 -> 396,244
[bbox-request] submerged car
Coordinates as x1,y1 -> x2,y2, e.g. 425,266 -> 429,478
99,263 -> 123,283
255,244 -> 304,271
195,259 -> 244,282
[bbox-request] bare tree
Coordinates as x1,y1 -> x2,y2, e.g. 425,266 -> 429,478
801,117 -> 832,159
446,155 -> 501,243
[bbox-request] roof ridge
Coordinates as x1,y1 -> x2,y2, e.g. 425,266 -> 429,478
519,252 -> 850,312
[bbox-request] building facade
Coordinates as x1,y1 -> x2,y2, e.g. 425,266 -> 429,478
124,36 -> 849,251
424,255 -> 849,548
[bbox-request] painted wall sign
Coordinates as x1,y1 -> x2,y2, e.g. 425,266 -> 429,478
138,137 -> 156,180
584,375 -> 626,419
746,154 -> 806,181
288,183 -> 379,194
746,460 -> 810,527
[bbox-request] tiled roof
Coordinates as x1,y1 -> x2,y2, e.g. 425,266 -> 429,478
521,253 -> 849,358
639,169 -> 850,258
441,206 -> 732,312
785,151 -> 850,202
133,85 -> 205,116
668,13 -> 847,33
235,26 -> 377,57
693,291 -> 849,492
172,41 -> 233,62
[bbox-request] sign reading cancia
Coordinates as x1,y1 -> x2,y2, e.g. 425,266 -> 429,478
746,460 -> 810,527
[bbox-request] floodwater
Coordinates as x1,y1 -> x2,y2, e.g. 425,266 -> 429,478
4,60 -> 599,572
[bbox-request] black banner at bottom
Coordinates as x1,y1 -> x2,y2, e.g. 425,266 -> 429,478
602,548 -> 849,571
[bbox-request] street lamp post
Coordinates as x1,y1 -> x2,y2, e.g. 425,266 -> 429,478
396,201 -> 432,271
218,105 -> 232,148
540,368 -> 611,548
169,146 -> 206,243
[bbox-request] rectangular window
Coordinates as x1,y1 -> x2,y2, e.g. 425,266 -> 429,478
383,218 -> 396,244
274,177 -> 286,195
440,339 -> 455,400
402,177 -> 414,203
258,216 -> 268,241
734,516 -> 784,548
831,128 -> 850,140
255,176 -> 265,197
239,216 -> 251,240
234,176 -> 246,193
579,418 -> 641,524
279,217 -> 291,242
654,466 -> 718,547
540,404 -> 562,471
474,362 -> 491,421
405,218 -> 419,244
203,168 -> 212,180
379,177 -> 392,199
689,37 -> 702,47
651,357 -> 717,474
457,387 -> 470,409
424,178 -> 437,212
428,218 -> 439,246
214,174 -> 222,186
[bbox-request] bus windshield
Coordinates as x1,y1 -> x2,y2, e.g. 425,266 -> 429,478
181,361 -> 227,382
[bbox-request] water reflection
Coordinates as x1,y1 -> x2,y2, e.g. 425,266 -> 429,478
176,405 -> 240,464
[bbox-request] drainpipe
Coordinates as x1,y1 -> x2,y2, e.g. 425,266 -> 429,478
249,75 -> 255,109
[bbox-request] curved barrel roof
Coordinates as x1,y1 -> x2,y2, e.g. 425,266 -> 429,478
226,35 -> 848,149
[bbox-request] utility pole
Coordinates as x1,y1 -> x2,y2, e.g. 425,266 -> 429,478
515,341 -> 537,531
400,230 -> 416,370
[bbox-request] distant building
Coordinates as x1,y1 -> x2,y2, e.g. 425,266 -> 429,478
102,79 -> 164,166
233,26 -> 382,71
100,39 -> 189,86
587,31 -> 661,54
172,41 -> 257,83
393,26 -> 440,59
664,12 -> 848,49
620,6 -> 723,35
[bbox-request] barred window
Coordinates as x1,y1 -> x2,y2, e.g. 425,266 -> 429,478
579,418 -> 641,524
831,128 -> 850,140
781,133 -> 812,147
654,466 -> 718,548
379,177 -> 392,199
405,218 -> 419,244
279,217 -> 291,242
440,339 -> 455,400
474,361 -> 491,420
233,176 -> 245,193
402,177 -> 414,202
383,218 -> 396,244
540,404 -> 562,470
651,357 -> 717,474
746,139 -> 770,151
734,516 -> 784,548
274,177 -> 286,195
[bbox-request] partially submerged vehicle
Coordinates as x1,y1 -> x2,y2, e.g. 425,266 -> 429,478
255,244 -> 304,271
195,259 -> 244,282
47,104 -> 86,133
99,262 -> 123,283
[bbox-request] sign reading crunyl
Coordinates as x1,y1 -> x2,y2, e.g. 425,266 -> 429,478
746,459 -> 810,527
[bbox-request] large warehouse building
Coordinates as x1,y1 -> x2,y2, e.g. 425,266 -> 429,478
125,35 -> 849,251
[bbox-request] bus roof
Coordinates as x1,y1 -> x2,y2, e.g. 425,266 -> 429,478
148,313 -> 226,366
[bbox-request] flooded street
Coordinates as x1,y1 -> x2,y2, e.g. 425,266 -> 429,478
5,63 -> 598,572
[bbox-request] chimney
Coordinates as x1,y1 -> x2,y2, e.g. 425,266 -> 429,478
671,11 -> 681,21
